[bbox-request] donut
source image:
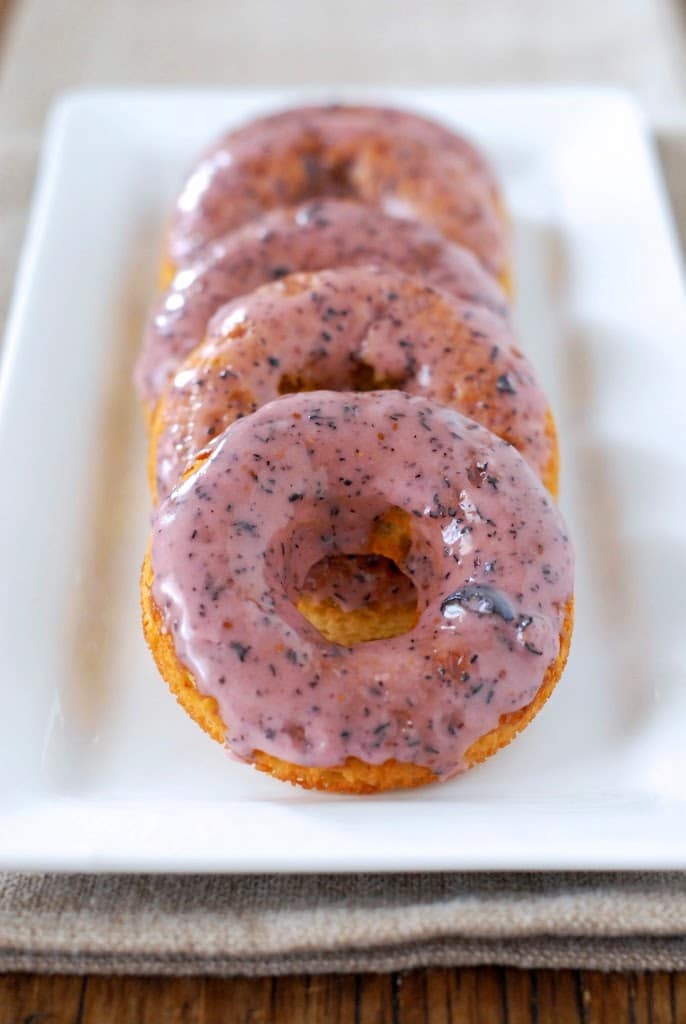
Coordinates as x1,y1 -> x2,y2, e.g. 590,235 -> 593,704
136,198 -> 507,406
148,267 -> 556,502
141,390 -> 574,793
164,104 -> 510,290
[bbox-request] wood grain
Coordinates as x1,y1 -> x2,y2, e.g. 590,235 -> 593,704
1,970 -> 685,1024
82,976 -> 205,1023
0,973 -> 86,1023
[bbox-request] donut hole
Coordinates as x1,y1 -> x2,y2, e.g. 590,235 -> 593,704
297,553 -> 418,645
299,149 -> 356,198
323,154 -> 356,194
294,505 -> 418,645
278,358 -> 408,396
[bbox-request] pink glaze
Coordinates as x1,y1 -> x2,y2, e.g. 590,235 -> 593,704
167,105 -> 508,282
137,199 -> 506,405
153,267 -> 551,499
151,390 -> 573,779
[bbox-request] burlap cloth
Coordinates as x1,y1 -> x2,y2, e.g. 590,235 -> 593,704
1,0 -> 686,975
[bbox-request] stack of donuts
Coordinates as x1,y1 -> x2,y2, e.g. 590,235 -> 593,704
137,104 -> 574,794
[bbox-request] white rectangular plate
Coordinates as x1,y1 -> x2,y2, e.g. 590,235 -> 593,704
1,87 -> 685,872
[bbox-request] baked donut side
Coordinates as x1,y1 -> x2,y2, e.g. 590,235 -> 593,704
142,390 -> 574,793
165,104 -> 510,289
137,198 -> 507,406
140,551 -> 438,793
141,547 -> 573,793
148,267 -> 557,502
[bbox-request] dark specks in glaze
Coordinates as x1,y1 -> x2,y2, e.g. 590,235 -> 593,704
151,391 -> 573,778
167,104 -> 508,280
136,198 -> 506,404
440,584 -> 516,622
152,267 -> 549,501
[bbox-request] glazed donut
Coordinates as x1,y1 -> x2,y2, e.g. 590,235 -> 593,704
141,390 -> 574,793
149,267 -> 556,501
165,104 -> 510,289
136,198 -> 507,406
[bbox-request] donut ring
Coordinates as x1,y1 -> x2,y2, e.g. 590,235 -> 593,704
136,198 -> 507,406
149,267 -> 557,502
141,390 -> 574,793
165,105 -> 510,290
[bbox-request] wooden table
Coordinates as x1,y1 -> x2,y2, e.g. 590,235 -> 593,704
1,1 -> 686,1020
1,968 -> 685,1022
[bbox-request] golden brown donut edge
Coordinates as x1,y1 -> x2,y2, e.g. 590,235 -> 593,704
140,547 -> 574,795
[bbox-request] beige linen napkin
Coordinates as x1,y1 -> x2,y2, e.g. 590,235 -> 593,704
1,0 -> 686,975
2,873 -> 686,974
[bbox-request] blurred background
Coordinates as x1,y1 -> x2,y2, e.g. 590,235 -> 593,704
1,0 -> 686,126
1,0 -> 685,316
